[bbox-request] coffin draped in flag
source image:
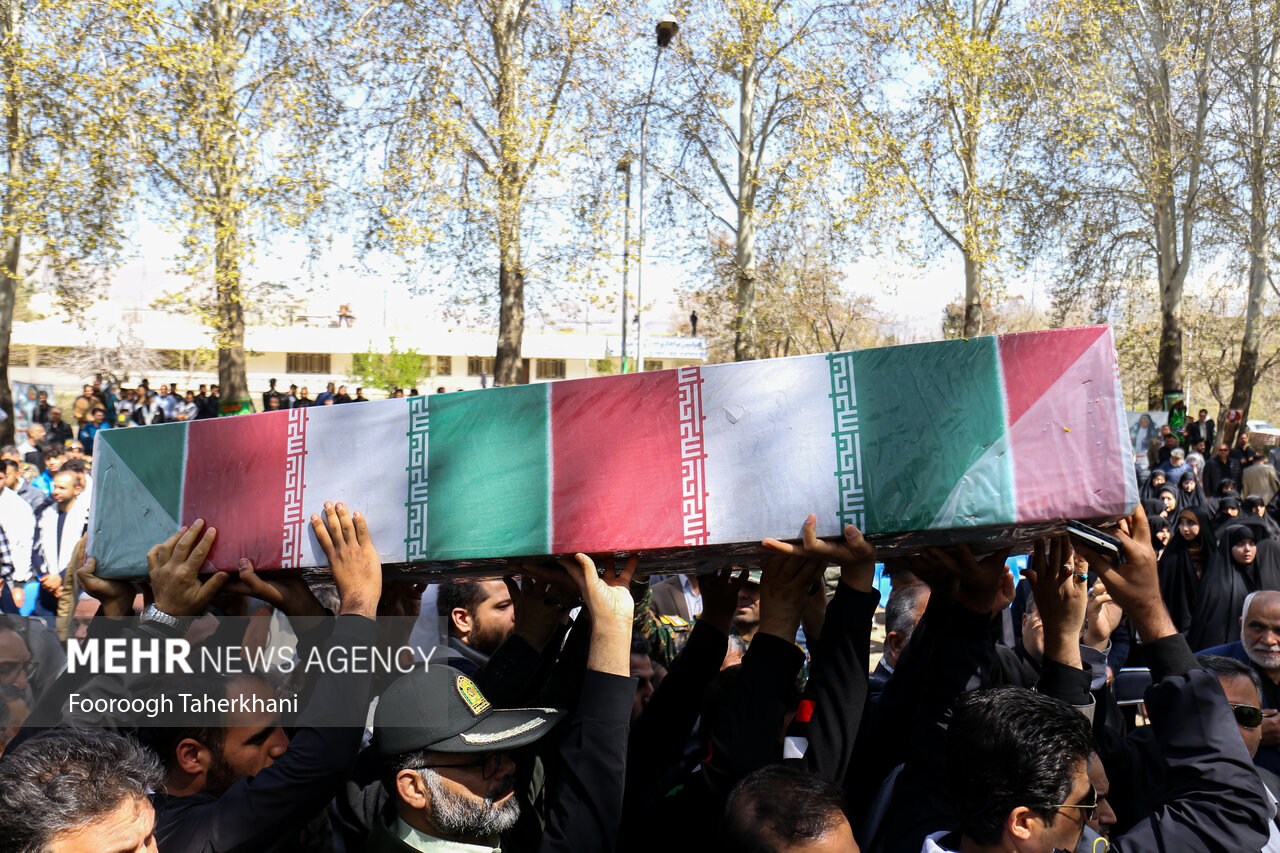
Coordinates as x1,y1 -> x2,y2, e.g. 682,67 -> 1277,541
88,325 -> 1137,578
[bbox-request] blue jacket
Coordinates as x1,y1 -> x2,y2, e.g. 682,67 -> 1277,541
1198,641 -> 1280,775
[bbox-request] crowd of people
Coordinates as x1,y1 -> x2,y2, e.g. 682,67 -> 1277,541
18,377 -> 382,438
0,387 -> 1279,851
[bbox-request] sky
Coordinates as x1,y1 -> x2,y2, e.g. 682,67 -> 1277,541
84,206 -> 1019,347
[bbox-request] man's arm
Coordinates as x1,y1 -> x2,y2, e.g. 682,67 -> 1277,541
152,503 -> 385,853
1079,505 -> 1272,850
537,553 -> 639,853
1025,536 -> 1096,717
621,565 -> 738,830
471,569 -> 574,707
1112,666 -> 1271,852
766,515 -> 880,783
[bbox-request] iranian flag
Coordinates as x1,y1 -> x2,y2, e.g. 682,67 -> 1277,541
90,326 -> 1136,578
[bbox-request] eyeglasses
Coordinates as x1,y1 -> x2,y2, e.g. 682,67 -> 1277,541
419,752 -> 505,780
1034,784 -> 1099,823
0,658 -> 34,684
1230,704 -> 1278,729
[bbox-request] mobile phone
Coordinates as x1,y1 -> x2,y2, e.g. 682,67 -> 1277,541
1066,520 -> 1124,565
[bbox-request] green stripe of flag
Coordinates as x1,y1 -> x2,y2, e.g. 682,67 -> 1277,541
849,337 -> 1008,531
98,422 -> 188,521
427,385 -> 550,559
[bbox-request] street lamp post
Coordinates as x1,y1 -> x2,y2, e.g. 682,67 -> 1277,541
617,157 -> 632,373
636,14 -> 679,374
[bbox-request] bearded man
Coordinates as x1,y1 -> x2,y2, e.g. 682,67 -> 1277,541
1200,589 -> 1280,775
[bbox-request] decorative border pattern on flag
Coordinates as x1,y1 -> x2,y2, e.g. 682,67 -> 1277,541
281,409 -> 309,568
405,396 -> 430,559
677,366 -> 708,545
827,353 -> 865,530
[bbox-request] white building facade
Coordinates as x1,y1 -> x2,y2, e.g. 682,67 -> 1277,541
8,309 -> 708,403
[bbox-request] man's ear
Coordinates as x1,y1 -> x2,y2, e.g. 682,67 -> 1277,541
397,769 -> 429,810
451,607 -> 474,637
174,737 -> 209,776
1008,805 -> 1037,841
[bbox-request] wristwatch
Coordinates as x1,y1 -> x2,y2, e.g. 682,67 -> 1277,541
138,604 -> 190,632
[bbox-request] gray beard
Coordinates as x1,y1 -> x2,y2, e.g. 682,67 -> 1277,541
1246,645 -> 1280,673
423,768 -> 520,839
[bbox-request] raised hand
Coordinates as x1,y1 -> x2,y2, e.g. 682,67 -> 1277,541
762,513 -> 877,592
1073,505 -> 1175,643
311,501 -> 382,619
758,551 -> 826,643
505,564 -> 575,651
558,553 -> 637,676
898,544 -> 1013,615
146,519 -> 230,619
698,566 -> 746,636
224,559 -> 328,621
77,554 -> 135,622
1084,580 -> 1123,650
1024,536 -> 1086,669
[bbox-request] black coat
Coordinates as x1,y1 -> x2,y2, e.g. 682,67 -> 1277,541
1092,636 -> 1272,850
1188,521 -> 1280,651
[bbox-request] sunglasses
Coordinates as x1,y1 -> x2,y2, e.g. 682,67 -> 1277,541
1035,784 -> 1099,823
1230,704 -> 1279,729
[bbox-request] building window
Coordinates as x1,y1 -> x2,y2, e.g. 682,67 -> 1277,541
435,355 -> 453,375
467,356 -> 494,376
644,359 -> 663,372
536,359 -> 566,379
287,353 -> 331,374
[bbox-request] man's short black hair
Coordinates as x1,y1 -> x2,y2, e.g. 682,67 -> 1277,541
436,580 -> 497,634
719,764 -> 848,853
946,687 -> 1091,845
1200,654 -> 1264,703
0,728 -> 162,853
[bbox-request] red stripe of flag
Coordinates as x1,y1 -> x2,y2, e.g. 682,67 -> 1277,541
549,372 -> 684,553
182,412 -> 289,570
795,699 -> 816,723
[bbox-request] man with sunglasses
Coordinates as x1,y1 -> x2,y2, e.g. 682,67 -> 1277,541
1200,590 -> 1280,776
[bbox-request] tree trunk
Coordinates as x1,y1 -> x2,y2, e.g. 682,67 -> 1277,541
1227,29 -> 1274,431
1152,117 -> 1184,405
733,219 -> 757,362
0,0 -> 22,446
733,56 -> 757,362
960,54 -> 983,339
495,208 -> 524,386
493,0 -> 524,386
210,2 -> 248,411
962,254 -> 983,337
1147,7 -> 1214,406
215,205 -> 248,408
